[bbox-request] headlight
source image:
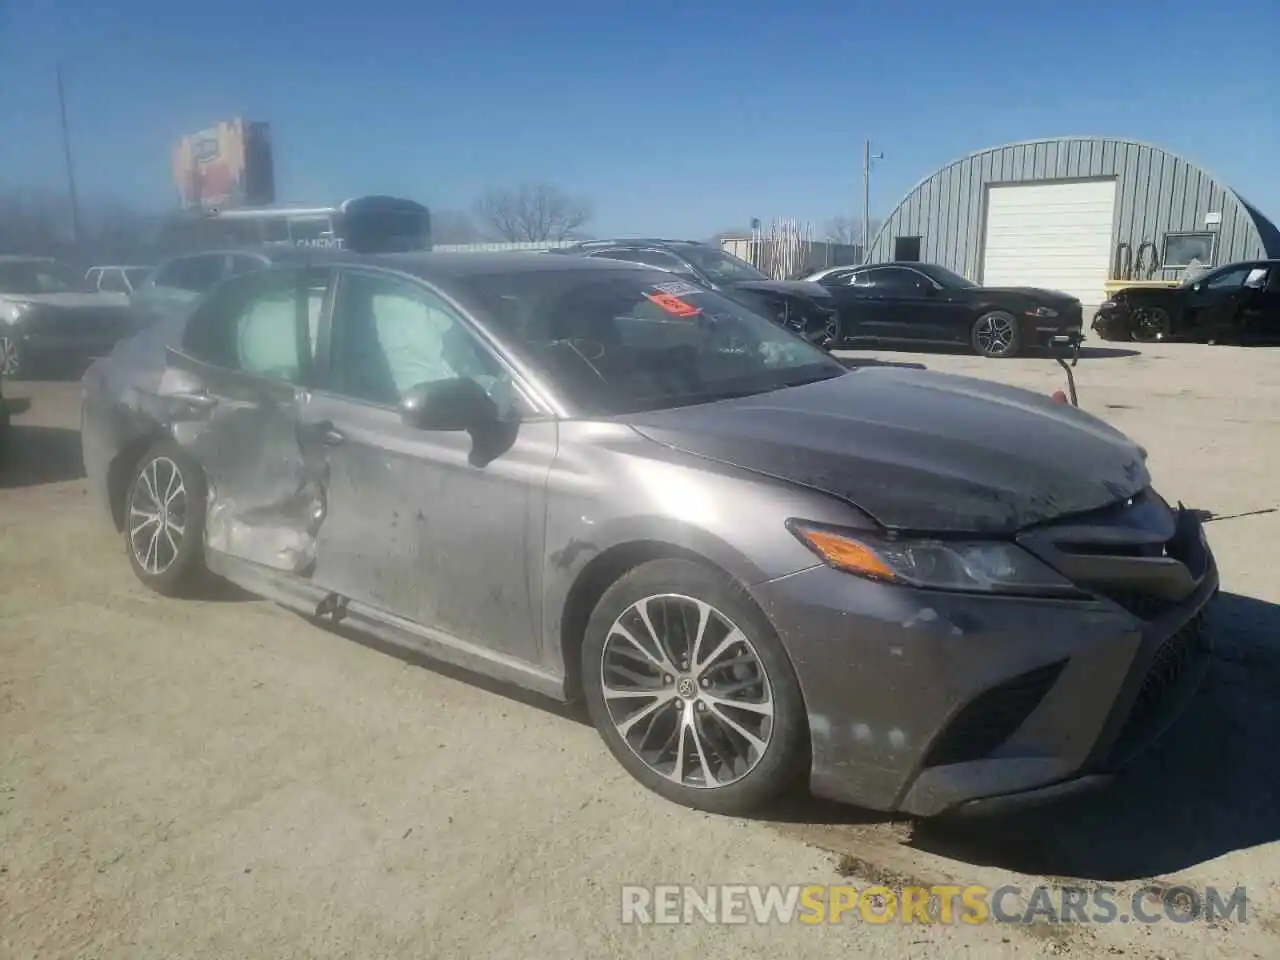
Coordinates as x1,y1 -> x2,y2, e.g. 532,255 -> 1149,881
0,300 -> 34,324
787,521 -> 1080,597
1098,300 -> 1117,310
1025,306 -> 1059,319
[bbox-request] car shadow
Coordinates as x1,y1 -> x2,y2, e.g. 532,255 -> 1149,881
899,591 -> 1280,881
1073,345 -> 1143,360
0,424 -> 87,488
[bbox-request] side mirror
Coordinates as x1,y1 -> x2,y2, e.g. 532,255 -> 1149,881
399,377 -> 498,432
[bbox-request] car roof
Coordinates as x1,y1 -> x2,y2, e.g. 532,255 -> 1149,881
565,238 -> 711,251
366,251 -> 655,278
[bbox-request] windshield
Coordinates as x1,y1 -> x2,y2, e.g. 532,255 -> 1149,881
921,264 -> 978,289
0,260 -> 86,295
457,268 -> 845,415
678,246 -> 770,283
125,268 -> 152,288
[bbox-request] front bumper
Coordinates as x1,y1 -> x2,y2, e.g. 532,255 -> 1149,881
1091,306 -> 1131,341
753,501 -> 1217,817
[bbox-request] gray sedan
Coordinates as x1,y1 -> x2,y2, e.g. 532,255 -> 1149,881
80,249 -> 1218,817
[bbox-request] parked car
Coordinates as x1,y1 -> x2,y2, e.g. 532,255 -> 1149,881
85,265 -> 153,300
806,262 -> 1084,358
550,239 -> 839,349
129,249 -> 274,326
81,249 -> 1217,818
1092,259 -> 1280,343
0,255 -> 142,377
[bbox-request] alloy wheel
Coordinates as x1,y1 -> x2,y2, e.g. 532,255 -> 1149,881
0,337 -> 19,377
974,314 -> 1015,356
1131,306 -> 1171,343
599,594 -> 775,789
128,456 -> 189,576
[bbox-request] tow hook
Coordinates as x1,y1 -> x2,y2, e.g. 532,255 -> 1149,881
315,592 -> 350,624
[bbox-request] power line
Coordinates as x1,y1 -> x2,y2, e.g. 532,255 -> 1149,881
56,62 -> 82,245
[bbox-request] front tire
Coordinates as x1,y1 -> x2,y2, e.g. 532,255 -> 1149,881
1130,306 -> 1172,343
123,440 -> 208,597
0,335 -> 24,378
971,310 -> 1023,357
581,558 -> 808,815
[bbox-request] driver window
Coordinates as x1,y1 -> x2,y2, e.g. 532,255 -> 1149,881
1204,266 -> 1250,290
876,269 -> 921,294
329,272 -> 518,415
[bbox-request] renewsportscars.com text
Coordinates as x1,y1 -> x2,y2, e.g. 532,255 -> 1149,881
620,883 -> 1249,926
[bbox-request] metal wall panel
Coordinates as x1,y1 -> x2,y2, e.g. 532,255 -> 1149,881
865,138 -> 1278,283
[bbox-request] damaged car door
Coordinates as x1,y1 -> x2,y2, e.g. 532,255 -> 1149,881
164,265 -> 331,573
299,267 -> 555,663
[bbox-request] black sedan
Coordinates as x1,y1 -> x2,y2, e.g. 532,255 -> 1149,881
551,239 -> 840,350
809,262 -> 1084,358
1092,259 -> 1280,343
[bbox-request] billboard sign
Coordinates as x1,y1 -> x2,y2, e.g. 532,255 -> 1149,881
172,118 -> 275,210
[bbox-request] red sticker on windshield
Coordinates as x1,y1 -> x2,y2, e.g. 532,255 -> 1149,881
645,292 -> 701,317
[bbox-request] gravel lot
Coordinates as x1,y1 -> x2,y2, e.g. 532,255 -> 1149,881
2,342 -> 1278,959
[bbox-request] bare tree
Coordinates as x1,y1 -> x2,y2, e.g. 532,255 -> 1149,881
431,209 -> 485,245
473,182 -> 592,243
823,215 -> 881,246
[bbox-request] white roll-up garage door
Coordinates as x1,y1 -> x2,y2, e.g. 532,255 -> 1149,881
981,180 -> 1117,304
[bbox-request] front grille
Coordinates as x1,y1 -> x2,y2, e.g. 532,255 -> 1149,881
1109,611 -> 1208,758
923,661 -> 1066,767
1018,488 -> 1204,623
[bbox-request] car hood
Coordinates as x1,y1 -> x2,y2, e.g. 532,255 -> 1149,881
1109,285 -> 1183,301
2,291 -> 129,309
977,286 -> 1080,306
624,367 -> 1149,534
727,278 -> 835,302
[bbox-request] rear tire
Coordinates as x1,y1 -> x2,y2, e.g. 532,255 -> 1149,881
581,558 -> 808,816
123,440 -> 208,597
971,310 -> 1022,357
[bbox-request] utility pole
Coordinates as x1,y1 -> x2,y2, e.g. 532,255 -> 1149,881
56,63 -> 83,245
862,139 -> 884,259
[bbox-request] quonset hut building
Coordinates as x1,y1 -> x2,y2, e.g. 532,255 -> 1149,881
863,136 -> 1280,305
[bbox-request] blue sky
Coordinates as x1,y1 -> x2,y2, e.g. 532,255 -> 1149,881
2,0 -> 1276,238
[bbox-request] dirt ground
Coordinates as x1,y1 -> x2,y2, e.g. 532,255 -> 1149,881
2,342 -> 1278,959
